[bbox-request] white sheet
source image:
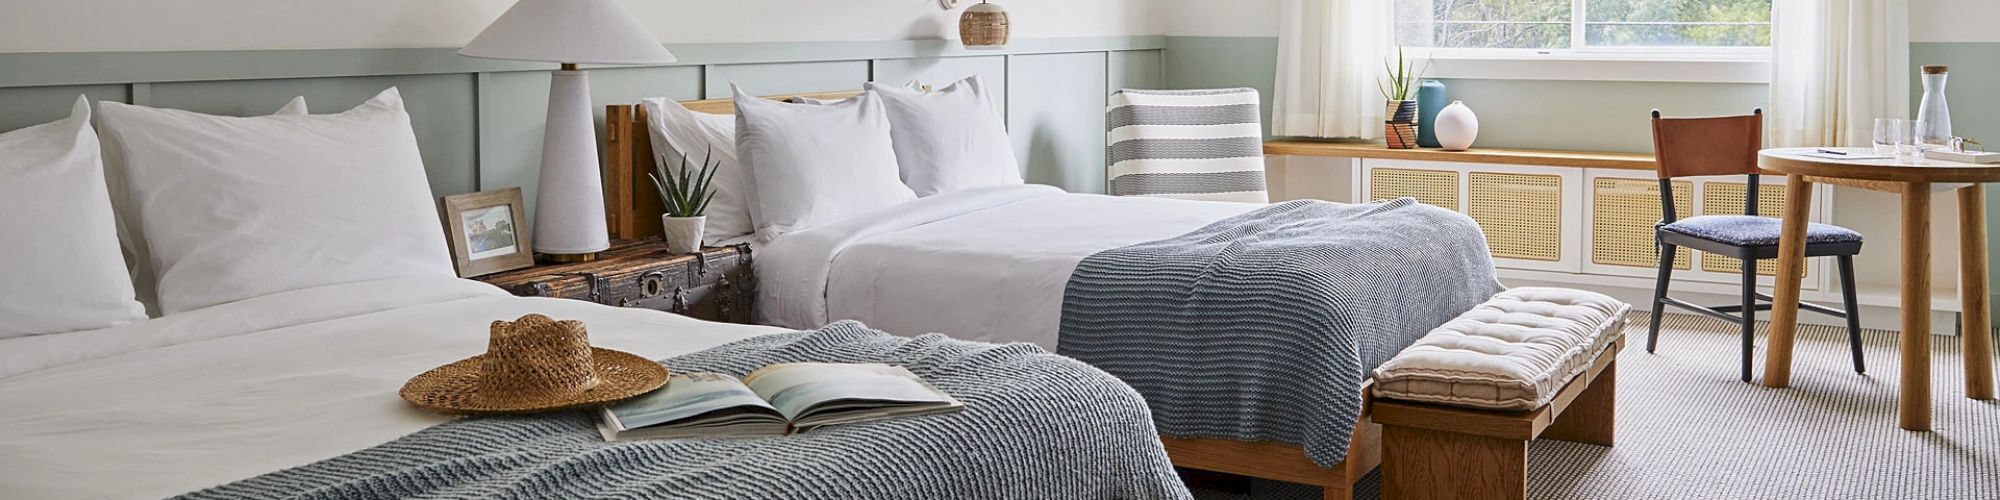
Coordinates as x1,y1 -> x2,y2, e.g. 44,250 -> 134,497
757,184 -> 1259,348
0,277 -> 784,500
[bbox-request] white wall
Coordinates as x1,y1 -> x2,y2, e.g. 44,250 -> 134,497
0,0 -> 1160,53
1910,0 -> 2000,43
1154,0 -> 1279,37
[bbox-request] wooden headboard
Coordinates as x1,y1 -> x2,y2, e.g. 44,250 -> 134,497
603,91 -> 863,240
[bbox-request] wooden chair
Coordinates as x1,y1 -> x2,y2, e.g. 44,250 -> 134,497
1646,109 -> 1867,383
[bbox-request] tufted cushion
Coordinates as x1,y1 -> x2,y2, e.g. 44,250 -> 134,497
1661,215 -> 1863,246
1372,287 -> 1630,411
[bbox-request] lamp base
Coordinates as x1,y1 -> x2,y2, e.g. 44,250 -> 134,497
537,252 -> 599,264
530,68 -> 614,257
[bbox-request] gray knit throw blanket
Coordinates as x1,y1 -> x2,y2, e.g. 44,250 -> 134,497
1059,198 -> 1500,467
175,321 -> 1191,500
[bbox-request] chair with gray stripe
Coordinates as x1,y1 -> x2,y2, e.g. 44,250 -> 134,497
1647,108 -> 1867,383
1106,88 -> 1268,203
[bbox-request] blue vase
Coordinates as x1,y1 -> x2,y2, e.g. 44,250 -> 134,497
1416,79 -> 1447,148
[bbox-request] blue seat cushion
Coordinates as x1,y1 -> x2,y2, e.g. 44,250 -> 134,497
1661,215 -> 1864,247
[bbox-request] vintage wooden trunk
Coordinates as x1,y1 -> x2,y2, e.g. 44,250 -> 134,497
477,240 -> 754,324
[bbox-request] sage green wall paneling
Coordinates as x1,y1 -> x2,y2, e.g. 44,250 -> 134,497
1910,42 -> 2000,318
1108,50 -> 1165,93
703,61 -> 870,99
1436,78 -> 1766,153
148,74 -> 479,196
1007,51 -> 1110,193
872,55 -> 1008,107
475,66 -> 701,220
1165,37 -> 1277,137
0,84 -> 128,132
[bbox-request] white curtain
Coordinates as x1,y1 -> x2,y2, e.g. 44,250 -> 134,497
1271,0 -> 1394,139
1767,0 -> 1909,148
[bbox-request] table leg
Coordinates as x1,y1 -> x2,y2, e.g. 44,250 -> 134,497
1763,175 -> 1815,388
1901,183 -> 1933,431
1960,186 -> 1995,400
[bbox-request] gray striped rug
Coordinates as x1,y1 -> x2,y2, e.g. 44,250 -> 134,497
1106,88 -> 1268,202
1193,311 -> 2000,500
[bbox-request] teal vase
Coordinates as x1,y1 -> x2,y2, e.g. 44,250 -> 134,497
1416,79 -> 1447,148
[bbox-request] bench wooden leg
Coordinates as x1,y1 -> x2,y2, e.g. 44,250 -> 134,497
1542,359 -> 1617,446
1383,425 -> 1526,500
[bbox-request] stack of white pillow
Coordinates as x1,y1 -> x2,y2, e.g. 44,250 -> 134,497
0,88 -> 455,338
641,75 -> 1021,245
0,74 -> 1020,338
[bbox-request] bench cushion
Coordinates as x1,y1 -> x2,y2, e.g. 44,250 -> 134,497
1372,287 -> 1630,411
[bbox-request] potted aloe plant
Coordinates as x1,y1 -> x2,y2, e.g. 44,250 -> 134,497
649,147 -> 719,255
1379,46 -> 1431,149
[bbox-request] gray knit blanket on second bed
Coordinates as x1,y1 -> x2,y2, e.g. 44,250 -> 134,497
175,322 -> 1190,500
1058,197 -> 1500,467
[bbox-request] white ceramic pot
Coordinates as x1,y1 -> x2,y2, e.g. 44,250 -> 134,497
1435,101 -> 1479,151
661,215 -> 706,255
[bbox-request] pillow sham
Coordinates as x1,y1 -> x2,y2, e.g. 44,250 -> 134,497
107,96 -> 311,316
866,76 -> 1022,196
733,85 -> 914,241
98,88 -> 454,314
640,97 -> 753,245
0,96 -> 148,338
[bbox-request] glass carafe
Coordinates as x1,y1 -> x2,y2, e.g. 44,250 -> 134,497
1916,65 -> 1953,150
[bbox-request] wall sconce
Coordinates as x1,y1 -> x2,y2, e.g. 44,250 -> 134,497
957,0 -> 1009,49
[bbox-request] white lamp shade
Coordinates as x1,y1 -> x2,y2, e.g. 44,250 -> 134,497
460,0 -> 675,65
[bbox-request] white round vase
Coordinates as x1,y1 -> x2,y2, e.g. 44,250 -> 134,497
660,215 -> 706,255
1435,101 -> 1479,151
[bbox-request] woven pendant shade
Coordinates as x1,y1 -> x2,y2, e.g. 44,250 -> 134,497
959,1 -> 1010,49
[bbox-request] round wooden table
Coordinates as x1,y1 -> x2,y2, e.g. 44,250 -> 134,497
1758,147 -> 2000,431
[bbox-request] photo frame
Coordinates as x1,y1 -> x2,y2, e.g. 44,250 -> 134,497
441,187 -> 534,278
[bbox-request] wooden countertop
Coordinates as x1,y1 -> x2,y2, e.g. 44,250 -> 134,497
1265,140 -> 1657,171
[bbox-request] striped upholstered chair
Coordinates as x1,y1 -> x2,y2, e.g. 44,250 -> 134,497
1105,88 -> 1268,203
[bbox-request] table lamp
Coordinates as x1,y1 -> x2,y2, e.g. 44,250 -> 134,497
460,0 -> 676,262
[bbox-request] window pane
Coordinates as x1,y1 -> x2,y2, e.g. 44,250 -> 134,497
1584,0 -> 1771,47
1394,0 -> 1572,49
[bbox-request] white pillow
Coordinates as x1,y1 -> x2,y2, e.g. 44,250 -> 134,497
640,97 -> 752,245
733,85 -> 915,241
866,76 -> 1022,196
106,96 -> 310,316
98,88 -> 454,314
0,97 -> 148,338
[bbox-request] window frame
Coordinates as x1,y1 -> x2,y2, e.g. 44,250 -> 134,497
1400,0 -> 1773,83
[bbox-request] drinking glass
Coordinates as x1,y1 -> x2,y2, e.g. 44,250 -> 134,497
1874,118 -> 1907,156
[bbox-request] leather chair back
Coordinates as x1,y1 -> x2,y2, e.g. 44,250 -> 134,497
1649,109 -> 1762,179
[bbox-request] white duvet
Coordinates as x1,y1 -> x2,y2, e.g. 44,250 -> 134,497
0,276 -> 784,500
757,185 -> 1259,349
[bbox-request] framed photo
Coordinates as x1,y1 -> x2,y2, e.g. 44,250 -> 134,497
441,187 -> 534,278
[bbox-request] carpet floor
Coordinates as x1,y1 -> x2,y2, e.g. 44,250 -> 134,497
1190,311 -> 2000,500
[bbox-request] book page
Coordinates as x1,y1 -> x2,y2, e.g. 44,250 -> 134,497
605,372 -> 782,431
741,363 -> 955,421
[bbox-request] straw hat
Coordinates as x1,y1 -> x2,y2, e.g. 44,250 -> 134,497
401,314 -> 669,414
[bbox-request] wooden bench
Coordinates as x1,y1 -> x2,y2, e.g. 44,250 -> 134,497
1372,337 -> 1621,500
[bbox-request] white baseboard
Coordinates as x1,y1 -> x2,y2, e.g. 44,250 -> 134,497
1499,274 -> 1963,337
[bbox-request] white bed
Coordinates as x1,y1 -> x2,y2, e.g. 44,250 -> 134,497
0,276 -> 784,500
756,184 -> 1260,348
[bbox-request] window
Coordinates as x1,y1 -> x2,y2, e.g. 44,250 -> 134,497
1393,0 -> 1771,53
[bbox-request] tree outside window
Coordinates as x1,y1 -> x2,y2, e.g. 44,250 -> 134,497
1394,0 -> 1771,51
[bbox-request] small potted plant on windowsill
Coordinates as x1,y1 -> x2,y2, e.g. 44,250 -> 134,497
1379,46 -> 1430,149
649,147 -> 718,255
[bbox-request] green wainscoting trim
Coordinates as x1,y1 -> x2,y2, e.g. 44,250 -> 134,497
1164,37 -> 1279,137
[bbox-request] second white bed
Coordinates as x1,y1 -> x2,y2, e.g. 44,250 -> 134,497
756,184 -> 1259,348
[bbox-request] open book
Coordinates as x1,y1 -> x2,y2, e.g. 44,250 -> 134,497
598,363 -> 963,441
